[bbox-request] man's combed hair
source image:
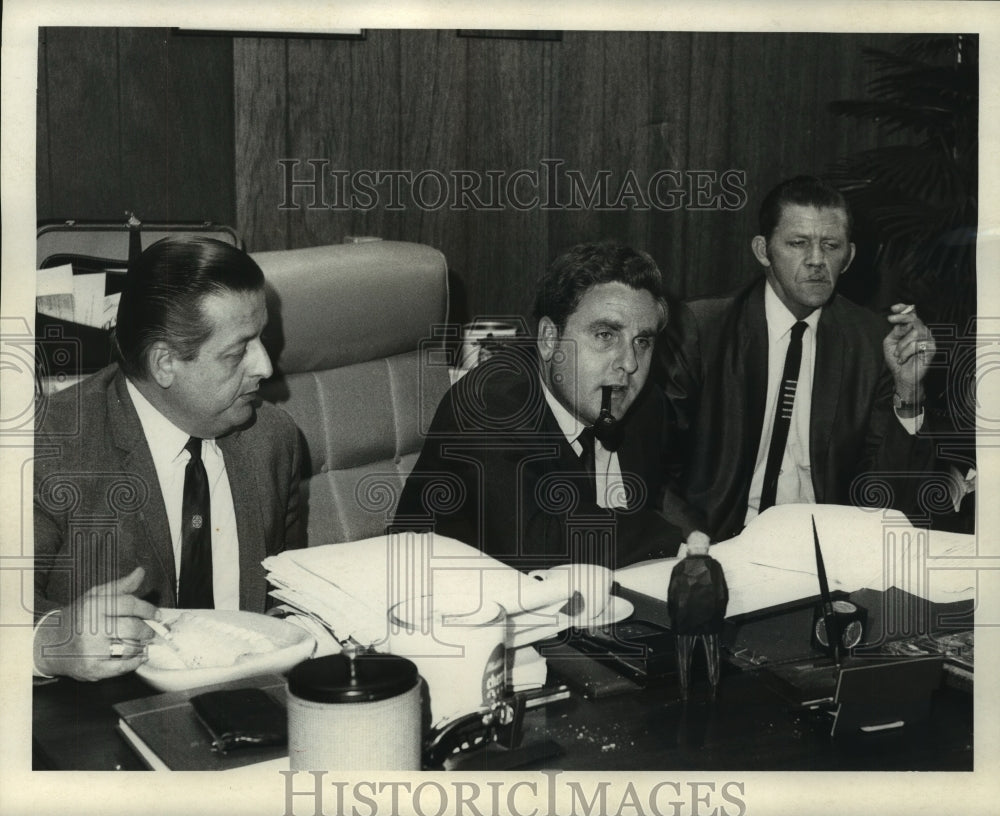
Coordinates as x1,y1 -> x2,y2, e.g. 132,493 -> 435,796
533,241 -> 667,332
758,175 -> 853,241
114,237 -> 265,380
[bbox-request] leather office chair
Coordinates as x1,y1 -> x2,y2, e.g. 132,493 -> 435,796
255,241 -> 451,546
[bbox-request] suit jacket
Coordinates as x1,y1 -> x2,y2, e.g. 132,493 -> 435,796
393,347 -> 683,571
33,365 -> 302,616
659,278 -> 934,541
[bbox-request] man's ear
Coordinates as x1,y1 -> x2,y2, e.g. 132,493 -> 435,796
751,235 -> 770,268
147,342 -> 176,388
843,242 -> 857,273
537,316 -> 559,362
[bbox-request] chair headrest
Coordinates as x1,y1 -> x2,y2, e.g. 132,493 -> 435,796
253,241 -> 448,374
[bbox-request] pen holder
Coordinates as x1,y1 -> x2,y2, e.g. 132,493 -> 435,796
811,600 -> 868,655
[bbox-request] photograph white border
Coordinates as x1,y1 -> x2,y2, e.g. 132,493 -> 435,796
3,2 -> 999,814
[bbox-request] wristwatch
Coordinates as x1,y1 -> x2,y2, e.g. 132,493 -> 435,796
893,392 -> 920,412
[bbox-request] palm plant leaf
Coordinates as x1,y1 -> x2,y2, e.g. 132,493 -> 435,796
827,33 -> 977,328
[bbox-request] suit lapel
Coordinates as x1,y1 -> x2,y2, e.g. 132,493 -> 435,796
811,305 -> 845,502
523,382 -> 596,514
616,387 -> 658,510
218,430 -> 268,612
518,368 -> 580,469
617,432 -> 638,510
108,372 -> 177,606
738,281 -> 769,475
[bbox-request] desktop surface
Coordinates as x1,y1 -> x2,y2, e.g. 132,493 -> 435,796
32,587 -> 973,772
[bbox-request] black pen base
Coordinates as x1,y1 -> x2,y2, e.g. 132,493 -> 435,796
443,738 -> 564,771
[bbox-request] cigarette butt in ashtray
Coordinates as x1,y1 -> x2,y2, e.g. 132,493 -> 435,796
144,618 -> 171,639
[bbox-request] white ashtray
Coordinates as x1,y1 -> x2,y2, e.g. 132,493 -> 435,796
136,609 -> 316,692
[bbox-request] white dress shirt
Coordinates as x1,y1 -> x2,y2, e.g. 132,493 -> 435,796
127,381 -> 241,609
744,287 -> 821,524
744,283 -> 922,525
540,379 -> 628,509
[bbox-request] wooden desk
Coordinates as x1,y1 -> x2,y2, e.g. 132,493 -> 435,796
32,661 -> 972,772
516,668 -> 971,771
34,593 -> 973,773
33,672 -> 150,771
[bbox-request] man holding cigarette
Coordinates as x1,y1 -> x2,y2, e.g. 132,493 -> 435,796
660,175 -> 937,541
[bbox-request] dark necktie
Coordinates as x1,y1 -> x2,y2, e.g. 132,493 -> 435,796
577,426 -> 597,506
758,321 -> 808,513
178,436 -> 214,608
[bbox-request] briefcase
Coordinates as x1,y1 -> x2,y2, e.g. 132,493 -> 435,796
37,215 -> 241,271
36,215 -> 242,388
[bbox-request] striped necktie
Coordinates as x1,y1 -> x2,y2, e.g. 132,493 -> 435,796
758,321 -> 808,513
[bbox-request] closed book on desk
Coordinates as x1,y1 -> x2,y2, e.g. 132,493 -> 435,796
113,674 -> 289,771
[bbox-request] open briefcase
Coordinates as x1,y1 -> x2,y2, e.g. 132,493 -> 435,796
36,214 -> 241,390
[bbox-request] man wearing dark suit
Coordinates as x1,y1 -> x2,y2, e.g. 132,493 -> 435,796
660,176 -> 936,542
393,242 -> 687,572
33,237 -> 302,681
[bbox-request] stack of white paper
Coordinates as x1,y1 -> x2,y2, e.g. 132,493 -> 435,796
263,532 -> 572,649
617,503 -> 977,615
37,264 -> 122,329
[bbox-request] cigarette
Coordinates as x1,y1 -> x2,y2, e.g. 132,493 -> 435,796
899,304 -> 915,315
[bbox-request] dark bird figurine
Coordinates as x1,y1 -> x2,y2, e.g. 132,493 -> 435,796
667,533 -> 729,699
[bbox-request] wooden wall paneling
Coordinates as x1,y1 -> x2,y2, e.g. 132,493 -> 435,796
809,34 -> 849,172
463,36 -> 553,321
36,29 -> 51,220
770,35 -> 820,180
166,33 -> 234,226
724,34 -> 788,296
685,33 -> 740,299
117,28 -> 172,221
284,37 -> 356,248
43,28 -> 121,219
283,32 -> 401,248
774,33 -> 892,178
726,34 -> 772,212
536,36 -> 556,272
234,38 -> 289,251
598,32 -> 655,256
548,31 -> 612,259
344,30 -> 403,242
647,31 -> 694,301
398,30 -> 471,325
794,44 -> 850,223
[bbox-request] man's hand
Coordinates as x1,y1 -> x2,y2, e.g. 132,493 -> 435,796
34,567 -> 160,682
883,303 -> 936,402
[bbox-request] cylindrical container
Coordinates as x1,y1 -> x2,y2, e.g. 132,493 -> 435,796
457,321 -> 518,370
387,596 -> 507,728
286,653 -> 421,770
